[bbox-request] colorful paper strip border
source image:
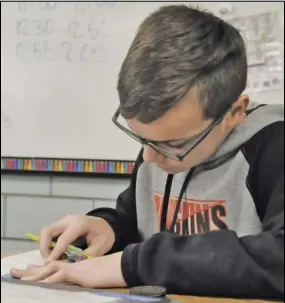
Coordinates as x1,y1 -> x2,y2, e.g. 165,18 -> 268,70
1,157 -> 135,176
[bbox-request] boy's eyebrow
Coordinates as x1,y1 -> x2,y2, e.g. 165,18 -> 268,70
128,124 -> 191,144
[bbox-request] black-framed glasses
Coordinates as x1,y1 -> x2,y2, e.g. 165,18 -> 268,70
112,107 -> 228,161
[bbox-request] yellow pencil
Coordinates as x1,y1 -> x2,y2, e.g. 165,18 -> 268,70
25,233 -> 92,260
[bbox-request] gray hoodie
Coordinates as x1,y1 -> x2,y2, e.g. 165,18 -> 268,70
86,103 -> 284,299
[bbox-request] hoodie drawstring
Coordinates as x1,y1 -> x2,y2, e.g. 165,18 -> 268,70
160,168 -> 195,233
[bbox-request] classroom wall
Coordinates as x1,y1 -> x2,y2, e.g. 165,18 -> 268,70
1,2 -> 283,254
1,174 -> 129,250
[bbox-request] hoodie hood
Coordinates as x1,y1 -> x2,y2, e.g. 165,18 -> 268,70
201,102 -> 284,168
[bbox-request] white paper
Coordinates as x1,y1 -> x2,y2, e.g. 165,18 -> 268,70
1,280 -> 116,303
1,250 -> 117,303
1,250 -> 44,275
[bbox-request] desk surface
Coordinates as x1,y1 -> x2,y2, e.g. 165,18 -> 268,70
110,288 -> 279,303
1,252 -> 281,303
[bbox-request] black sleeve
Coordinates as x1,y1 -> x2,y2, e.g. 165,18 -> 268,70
73,149 -> 144,253
121,122 -> 284,300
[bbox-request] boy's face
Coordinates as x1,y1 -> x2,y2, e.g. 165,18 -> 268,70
126,90 -> 249,174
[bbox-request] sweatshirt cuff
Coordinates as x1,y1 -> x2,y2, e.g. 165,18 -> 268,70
86,208 -> 125,253
121,243 -> 142,287
87,208 -> 118,228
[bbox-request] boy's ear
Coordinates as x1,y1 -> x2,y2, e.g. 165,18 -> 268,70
231,106 -> 243,116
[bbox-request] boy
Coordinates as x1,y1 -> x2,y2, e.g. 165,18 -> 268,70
12,5 -> 284,299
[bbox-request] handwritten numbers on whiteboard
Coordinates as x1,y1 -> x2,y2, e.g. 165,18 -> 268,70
16,20 -> 27,36
88,22 -> 101,40
34,41 -> 54,61
16,41 -> 54,62
16,41 -> 105,63
17,2 -> 27,13
80,44 -> 92,62
14,2 -> 107,63
61,42 -> 73,62
33,41 -> 42,60
43,41 -> 54,61
16,40 -> 26,61
67,21 -> 106,41
16,19 -> 55,37
74,2 -> 117,12
41,19 -> 55,36
39,2 -> 57,11
74,3 -> 91,14
16,40 -> 28,61
68,22 -> 84,39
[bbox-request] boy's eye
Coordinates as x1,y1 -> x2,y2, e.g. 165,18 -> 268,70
157,141 -> 189,149
161,135 -> 200,149
166,141 -> 188,148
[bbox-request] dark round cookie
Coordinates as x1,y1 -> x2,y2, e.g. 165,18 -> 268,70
129,286 -> 167,297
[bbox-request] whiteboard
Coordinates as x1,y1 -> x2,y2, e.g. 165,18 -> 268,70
1,1 -> 284,161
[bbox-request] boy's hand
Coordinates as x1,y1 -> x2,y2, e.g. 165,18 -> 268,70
39,215 -> 115,263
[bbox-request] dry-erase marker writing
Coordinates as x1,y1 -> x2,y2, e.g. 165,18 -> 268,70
25,233 -> 92,261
